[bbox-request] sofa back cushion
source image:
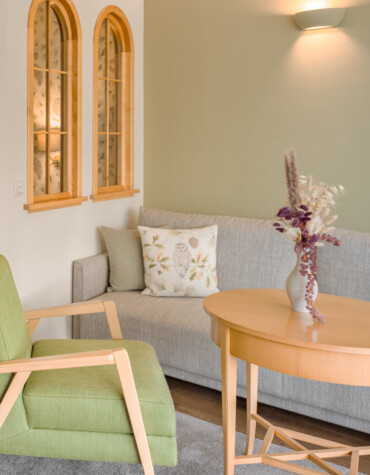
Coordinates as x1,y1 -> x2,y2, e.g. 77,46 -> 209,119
138,208 -> 295,291
139,208 -> 370,302
317,228 -> 370,302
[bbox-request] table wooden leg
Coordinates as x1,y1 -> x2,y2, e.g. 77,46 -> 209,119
221,327 -> 237,475
246,362 -> 258,455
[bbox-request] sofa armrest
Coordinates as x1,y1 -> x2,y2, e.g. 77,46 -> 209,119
72,253 -> 109,302
25,300 -> 122,340
72,253 -> 110,339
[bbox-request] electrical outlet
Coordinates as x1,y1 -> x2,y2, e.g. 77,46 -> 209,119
14,179 -> 25,196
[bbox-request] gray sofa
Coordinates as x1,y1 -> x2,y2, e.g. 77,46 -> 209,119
72,207 -> 370,433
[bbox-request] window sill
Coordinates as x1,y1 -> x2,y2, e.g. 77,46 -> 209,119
24,197 -> 88,213
90,189 -> 140,202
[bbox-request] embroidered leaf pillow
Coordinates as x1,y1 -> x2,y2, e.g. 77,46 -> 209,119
138,225 -> 219,297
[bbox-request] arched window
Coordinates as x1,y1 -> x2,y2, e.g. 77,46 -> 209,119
26,0 -> 86,212
91,6 -> 137,201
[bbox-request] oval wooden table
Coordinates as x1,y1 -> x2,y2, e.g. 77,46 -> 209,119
203,289 -> 370,475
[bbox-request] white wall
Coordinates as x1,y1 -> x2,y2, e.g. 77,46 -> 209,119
0,0 -> 144,339
0,2 -> 8,256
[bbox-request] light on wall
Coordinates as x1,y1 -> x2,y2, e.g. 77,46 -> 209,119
294,8 -> 346,30
37,132 -> 61,152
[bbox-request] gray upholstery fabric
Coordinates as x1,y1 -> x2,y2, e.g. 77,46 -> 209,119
77,291 -> 283,398
73,208 -> 370,433
72,253 -> 109,338
317,227 -> 370,302
73,253 -> 109,302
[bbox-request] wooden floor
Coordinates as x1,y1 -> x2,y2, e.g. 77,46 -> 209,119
167,376 -> 370,474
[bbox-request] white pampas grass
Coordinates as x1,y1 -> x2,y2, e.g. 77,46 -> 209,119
298,174 -> 345,236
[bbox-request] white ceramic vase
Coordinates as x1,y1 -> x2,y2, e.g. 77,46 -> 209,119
286,252 -> 318,313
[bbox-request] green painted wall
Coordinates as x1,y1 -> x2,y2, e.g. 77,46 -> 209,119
144,0 -> 370,232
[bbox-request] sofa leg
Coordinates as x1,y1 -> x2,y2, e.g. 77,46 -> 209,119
113,349 -> 155,475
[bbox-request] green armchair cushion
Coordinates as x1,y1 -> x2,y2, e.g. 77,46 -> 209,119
0,426 -> 177,466
0,256 -> 32,363
23,339 -> 176,438
0,256 -> 33,440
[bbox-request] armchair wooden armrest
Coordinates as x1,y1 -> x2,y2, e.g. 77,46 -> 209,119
0,347 -> 153,474
0,349 -> 118,374
24,300 -> 122,340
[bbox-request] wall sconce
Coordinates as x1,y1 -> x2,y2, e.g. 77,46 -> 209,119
294,8 -> 346,30
37,132 -> 61,152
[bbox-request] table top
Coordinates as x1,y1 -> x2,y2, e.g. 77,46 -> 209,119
204,289 -> 370,355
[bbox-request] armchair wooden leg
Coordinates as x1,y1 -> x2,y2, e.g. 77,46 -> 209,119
0,372 -> 31,429
113,350 -> 155,475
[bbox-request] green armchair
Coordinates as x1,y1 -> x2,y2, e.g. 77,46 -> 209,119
0,255 -> 177,473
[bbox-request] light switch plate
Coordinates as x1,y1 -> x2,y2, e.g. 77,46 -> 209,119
14,179 -> 25,196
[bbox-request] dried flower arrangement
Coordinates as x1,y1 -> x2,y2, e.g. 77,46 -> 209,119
274,149 -> 345,322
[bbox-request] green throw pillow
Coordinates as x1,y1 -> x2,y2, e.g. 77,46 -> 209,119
101,227 -> 145,291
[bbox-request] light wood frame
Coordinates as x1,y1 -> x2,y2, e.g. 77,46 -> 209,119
25,0 -> 87,213
204,290 -> 370,474
91,6 -> 139,202
0,299 -> 154,475
219,325 -> 370,475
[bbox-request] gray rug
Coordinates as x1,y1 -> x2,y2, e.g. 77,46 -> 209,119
0,412 -> 363,474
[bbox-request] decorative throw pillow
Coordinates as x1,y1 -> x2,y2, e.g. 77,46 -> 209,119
101,227 -> 145,291
138,225 -> 219,297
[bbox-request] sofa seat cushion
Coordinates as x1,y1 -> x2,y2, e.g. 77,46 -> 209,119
23,339 -> 176,437
78,292 -> 284,399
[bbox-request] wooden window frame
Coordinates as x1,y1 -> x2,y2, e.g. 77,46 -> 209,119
25,0 -> 87,213
91,6 -> 138,202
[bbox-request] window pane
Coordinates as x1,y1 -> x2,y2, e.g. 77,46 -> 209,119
34,1 -> 47,69
108,135 -> 120,186
98,79 -> 107,132
33,71 -> 46,131
61,134 -> 69,193
49,134 -> 66,194
108,25 -> 119,79
50,6 -> 64,72
97,20 -> 106,78
109,81 -> 120,132
49,73 -> 67,131
97,135 -> 106,187
33,134 -> 47,196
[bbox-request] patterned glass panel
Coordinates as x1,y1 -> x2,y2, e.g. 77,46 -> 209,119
49,73 -> 63,130
97,20 -> 106,78
108,135 -> 119,186
49,134 -> 65,194
108,81 -> 119,132
98,135 -> 106,187
33,2 -> 47,69
49,6 -> 63,71
108,24 -> 118,79
97,79 -> 106,132
33,71 -> 46,131
33,134 -> 47,196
